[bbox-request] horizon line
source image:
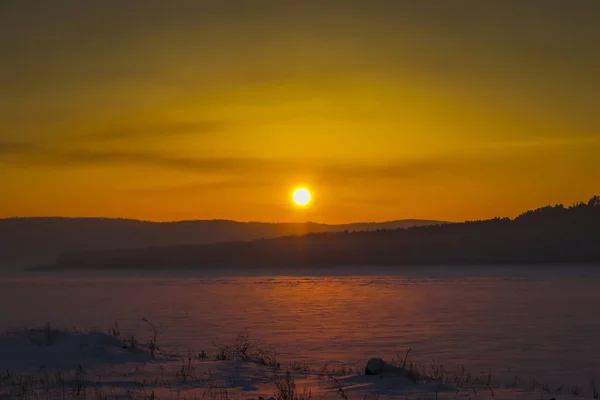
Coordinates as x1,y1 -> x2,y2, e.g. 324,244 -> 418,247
0,215 -> 454,225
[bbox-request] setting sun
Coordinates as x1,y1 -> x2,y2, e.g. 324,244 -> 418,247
292,188 -> 311,206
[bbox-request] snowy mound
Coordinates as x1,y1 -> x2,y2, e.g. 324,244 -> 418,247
365,357 -> 408,376
0,328 -> 165,372
0,330 -> 590,400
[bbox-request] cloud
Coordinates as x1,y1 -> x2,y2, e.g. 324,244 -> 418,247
316,160 -> 454,184
0,146 -> 267,172
0,141 -> 39,155
52,151 -> 274,173
54,150 -> 458,180
0,145 -> 508,188
46,150 -> 472,194
471,136 -> 600,153
80,120 -> 230,142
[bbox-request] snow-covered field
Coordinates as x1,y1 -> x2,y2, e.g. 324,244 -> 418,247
0,327 -> 594,400
1,266 -> 599,399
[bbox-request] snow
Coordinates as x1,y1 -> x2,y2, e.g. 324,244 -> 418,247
0,327 -> 177,373
0,327 -> 594,400
2,270 -> 599,399
3,271 -> 599,389
364,358 -> 408,377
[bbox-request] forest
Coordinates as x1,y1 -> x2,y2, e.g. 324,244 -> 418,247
41,197 -> 600,270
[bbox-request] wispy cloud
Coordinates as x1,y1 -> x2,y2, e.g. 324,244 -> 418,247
51,151 -> 275,173
58,150 -> 460,181
36,150 -> 477,194
0,141 -> 39,155
0,144 -> 514,189
80,119 -> 230,142
315,160 -> 455,185
0,143 -> 491,181
480,136 -> 600,151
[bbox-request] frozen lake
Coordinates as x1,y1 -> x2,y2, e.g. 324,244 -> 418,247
1,265 -> 599,388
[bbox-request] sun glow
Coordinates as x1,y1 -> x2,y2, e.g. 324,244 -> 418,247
292,188 -> 311,206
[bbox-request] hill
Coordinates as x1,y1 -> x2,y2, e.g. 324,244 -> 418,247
37,197 -> 600,271
0,217 -> 442,269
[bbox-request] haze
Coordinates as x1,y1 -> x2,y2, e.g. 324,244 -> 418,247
1,0 -> 599,223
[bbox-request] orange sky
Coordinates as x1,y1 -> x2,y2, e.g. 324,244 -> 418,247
1,1 -> 599,223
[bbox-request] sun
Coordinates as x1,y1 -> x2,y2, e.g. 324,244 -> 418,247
292,188 -> 311,206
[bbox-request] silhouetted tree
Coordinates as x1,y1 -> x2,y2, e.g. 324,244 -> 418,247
588,196 -> 600,208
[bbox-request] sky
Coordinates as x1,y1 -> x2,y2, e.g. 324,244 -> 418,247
1,0 -> 599,223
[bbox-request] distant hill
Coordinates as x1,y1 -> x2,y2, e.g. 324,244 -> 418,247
0,217 -> 443,269
37,196 -> 600,271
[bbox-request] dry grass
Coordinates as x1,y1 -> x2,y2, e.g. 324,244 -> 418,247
211,331 -> 279,368
272,371 -> 312,400
2,326 -> 598,400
